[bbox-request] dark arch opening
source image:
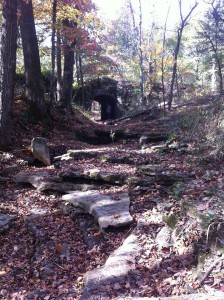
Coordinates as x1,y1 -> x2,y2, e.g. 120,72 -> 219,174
93,94 -> 117,121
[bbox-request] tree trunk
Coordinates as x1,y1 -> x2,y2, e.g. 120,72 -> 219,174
75,52 -> 80,86
18,0 -> 46,118
212,48 -> 223,93
56,30 -> 63,102
200,30 -> 223,93
61,19 -> 76,111
138,0 -> 144,108
50,0 -> 57,103
78,54 -> 85,107
167,0 -> 198,110
161,5 -> 170,111
128,0 -> 144,108
168,28 -> 182,110
0,0 -> 17,149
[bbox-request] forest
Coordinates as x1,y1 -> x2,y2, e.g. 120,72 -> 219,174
0,0 -> 224,299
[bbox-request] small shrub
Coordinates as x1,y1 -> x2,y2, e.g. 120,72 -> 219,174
170,182 -> 186,201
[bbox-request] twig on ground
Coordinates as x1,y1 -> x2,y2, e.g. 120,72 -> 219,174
199,254 -> 224,286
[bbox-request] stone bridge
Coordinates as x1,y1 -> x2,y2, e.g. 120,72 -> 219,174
74,77 -> 121,121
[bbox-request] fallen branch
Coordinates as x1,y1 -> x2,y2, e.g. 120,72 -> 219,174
108,109 -> 152,124
199,254 -> 224,286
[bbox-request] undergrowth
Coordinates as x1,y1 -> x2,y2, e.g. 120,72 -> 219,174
169,95 -> 224,160
73,104 -> 93,119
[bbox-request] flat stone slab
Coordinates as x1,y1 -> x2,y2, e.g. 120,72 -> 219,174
59,168 -> 127,185
0,213 -> 17,233
80,229 -> 140,300
100,154 -> 135,164
81,216 -> 224,300
62,191 -> 133,230
14,171 -> 50,190
14,170 -> 125,193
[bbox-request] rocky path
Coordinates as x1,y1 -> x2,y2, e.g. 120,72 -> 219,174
1,108 -> 224,299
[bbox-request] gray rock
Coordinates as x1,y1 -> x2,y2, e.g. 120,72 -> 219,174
2,164 -> 19,175
60,168 -> 127,185
14,171 -> 101,192
139,134 -> 168,147
62,191 -> 133,230
0,213 -> 17,233
14,171 -> 49,189
137,164 -> 162,176
68,149 -> 100,160
127,173 -> 189,187
100,154 -> 134,164
53,149 -> 100,162
31,137 -> 51,166
139,135 -> 149,147
156,225 -> 173,249
33,181 -> 100,193
80,229 -> 140,300
14,167 -> 189,193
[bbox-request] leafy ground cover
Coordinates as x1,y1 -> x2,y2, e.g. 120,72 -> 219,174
0,98 -> 224,299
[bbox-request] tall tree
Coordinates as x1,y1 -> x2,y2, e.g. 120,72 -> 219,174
138,0 -> 144,107
56,29 -> 63,102
197,0 -> 224,93
167,0 -> 198,110
56,0 -> 97,110
61,18 -> 76,110
128,0 -> 144,107
161,5 -> 170,110
50,0 -> 57,103
18,0 -> 46,118
0,0 -> 17,149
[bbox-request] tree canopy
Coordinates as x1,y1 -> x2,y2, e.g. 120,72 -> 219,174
0,0 -> 224,146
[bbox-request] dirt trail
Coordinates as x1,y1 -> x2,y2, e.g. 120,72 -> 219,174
0,102 -> 224,299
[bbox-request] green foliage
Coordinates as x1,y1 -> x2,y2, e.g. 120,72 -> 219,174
166,133 -> 179,145
195,0 -> 224,92
162,214 -> 178,229
39,47 -> 51,73
168,108 -> 209,143
74,104 -> 93,119
170,182 -> 186,201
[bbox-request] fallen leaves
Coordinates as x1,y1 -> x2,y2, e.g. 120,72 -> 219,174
1,101 -> 224,299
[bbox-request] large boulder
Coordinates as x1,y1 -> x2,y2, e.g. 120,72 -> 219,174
62,191 -> 133,230
31,137 -> 51,166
